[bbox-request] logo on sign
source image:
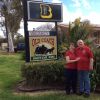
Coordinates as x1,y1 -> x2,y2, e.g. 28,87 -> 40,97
40,4 -> 52,19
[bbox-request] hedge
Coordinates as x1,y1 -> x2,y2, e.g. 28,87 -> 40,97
21,57 -> 100,91
21,60 -> 65,87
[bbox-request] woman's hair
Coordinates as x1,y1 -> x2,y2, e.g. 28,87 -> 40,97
69,42 -> 75,46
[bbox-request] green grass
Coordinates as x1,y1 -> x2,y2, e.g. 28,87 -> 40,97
0,52 -> 100,100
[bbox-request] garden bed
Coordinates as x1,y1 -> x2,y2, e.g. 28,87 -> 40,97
16,80 -> 65,92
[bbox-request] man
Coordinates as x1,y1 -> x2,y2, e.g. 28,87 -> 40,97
76,39 -> 93,97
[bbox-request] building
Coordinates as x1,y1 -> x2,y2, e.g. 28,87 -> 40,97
1,43 -> 7,50
90,25 -> 100,45
58,23 -> 100,46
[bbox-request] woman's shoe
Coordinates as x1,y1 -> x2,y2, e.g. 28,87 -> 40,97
77,92 -> 84,96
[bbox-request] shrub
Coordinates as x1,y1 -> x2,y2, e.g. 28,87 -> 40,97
21,60 -> 65,86
21,58 -> 99,91
90,70 -> 99,91
95,50 -> 100,82
90,49 -> 100,91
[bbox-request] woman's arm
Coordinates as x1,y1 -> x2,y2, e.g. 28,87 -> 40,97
66,56 -> 80,63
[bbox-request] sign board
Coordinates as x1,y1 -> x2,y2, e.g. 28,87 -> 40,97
29,34 -> 57,61
29,31 -> 50,36
27,1 -> 63,22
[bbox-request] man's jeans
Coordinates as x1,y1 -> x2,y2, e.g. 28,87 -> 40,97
78,70 -> 90,94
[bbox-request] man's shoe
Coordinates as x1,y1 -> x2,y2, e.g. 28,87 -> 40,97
83,93 -> 90,97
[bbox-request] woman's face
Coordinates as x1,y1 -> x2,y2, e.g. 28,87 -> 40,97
69,44 -> 75,50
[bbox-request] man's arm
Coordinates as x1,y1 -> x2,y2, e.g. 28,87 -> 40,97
90,58 -> 94,70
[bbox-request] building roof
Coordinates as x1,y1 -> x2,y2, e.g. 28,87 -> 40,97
58,23 -> 100,31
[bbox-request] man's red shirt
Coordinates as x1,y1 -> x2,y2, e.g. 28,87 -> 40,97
76,46 -> 93,70
65,50 -> 77,69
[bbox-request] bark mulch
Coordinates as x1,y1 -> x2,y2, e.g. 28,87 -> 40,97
15,80 -> 65,93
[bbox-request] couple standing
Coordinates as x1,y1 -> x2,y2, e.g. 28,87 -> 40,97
65,39 -> 93,97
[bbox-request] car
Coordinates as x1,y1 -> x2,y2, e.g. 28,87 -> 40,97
14,43 -> 25,52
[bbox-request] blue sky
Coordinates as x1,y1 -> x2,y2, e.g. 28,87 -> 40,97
43,0 -> 100,24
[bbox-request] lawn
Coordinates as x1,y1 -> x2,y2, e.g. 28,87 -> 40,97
0,51 -> 100,100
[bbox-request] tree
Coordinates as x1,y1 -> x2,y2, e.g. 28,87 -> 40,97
0,0 -> 23,52
68,18 -> 93,45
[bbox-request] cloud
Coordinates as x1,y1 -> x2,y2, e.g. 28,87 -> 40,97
71,0 -> 91,10
51,0 -> 90,24
63,8 -> 100,25
52,0 -> 62,3
81,0 -> 91,9
72,0 -> 81,8
62,7 -> 84,24
84,12 -> 100,24
62,7 -> 100,25
51,0 -> 99,25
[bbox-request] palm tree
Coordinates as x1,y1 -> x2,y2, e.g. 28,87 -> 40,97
68,18 -> 93,45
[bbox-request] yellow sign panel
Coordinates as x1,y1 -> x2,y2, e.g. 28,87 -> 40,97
29,36 -> 57,61
40,4 -> 52,19
27,2 -> 62,22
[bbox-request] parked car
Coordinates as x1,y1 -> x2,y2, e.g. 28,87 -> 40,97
14,43 -> 25,53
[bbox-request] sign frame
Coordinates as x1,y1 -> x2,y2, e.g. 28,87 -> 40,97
29,31 -> 57,61
27,1 -> 63,22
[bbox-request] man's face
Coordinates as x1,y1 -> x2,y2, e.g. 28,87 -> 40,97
77,40 -> 84,48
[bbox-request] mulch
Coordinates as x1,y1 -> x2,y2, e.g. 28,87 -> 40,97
15,80 -> 65,93
14,80 -> 100,94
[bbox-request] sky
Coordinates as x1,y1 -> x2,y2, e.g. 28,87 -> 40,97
44,0 -> 100,24
1,0 -> 100,37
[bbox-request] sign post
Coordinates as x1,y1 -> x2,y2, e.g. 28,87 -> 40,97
22,0 -> 30,62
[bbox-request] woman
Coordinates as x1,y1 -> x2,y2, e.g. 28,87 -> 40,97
64,43 -> 80,94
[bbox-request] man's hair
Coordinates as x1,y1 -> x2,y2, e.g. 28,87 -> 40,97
77,39 -> 84,44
